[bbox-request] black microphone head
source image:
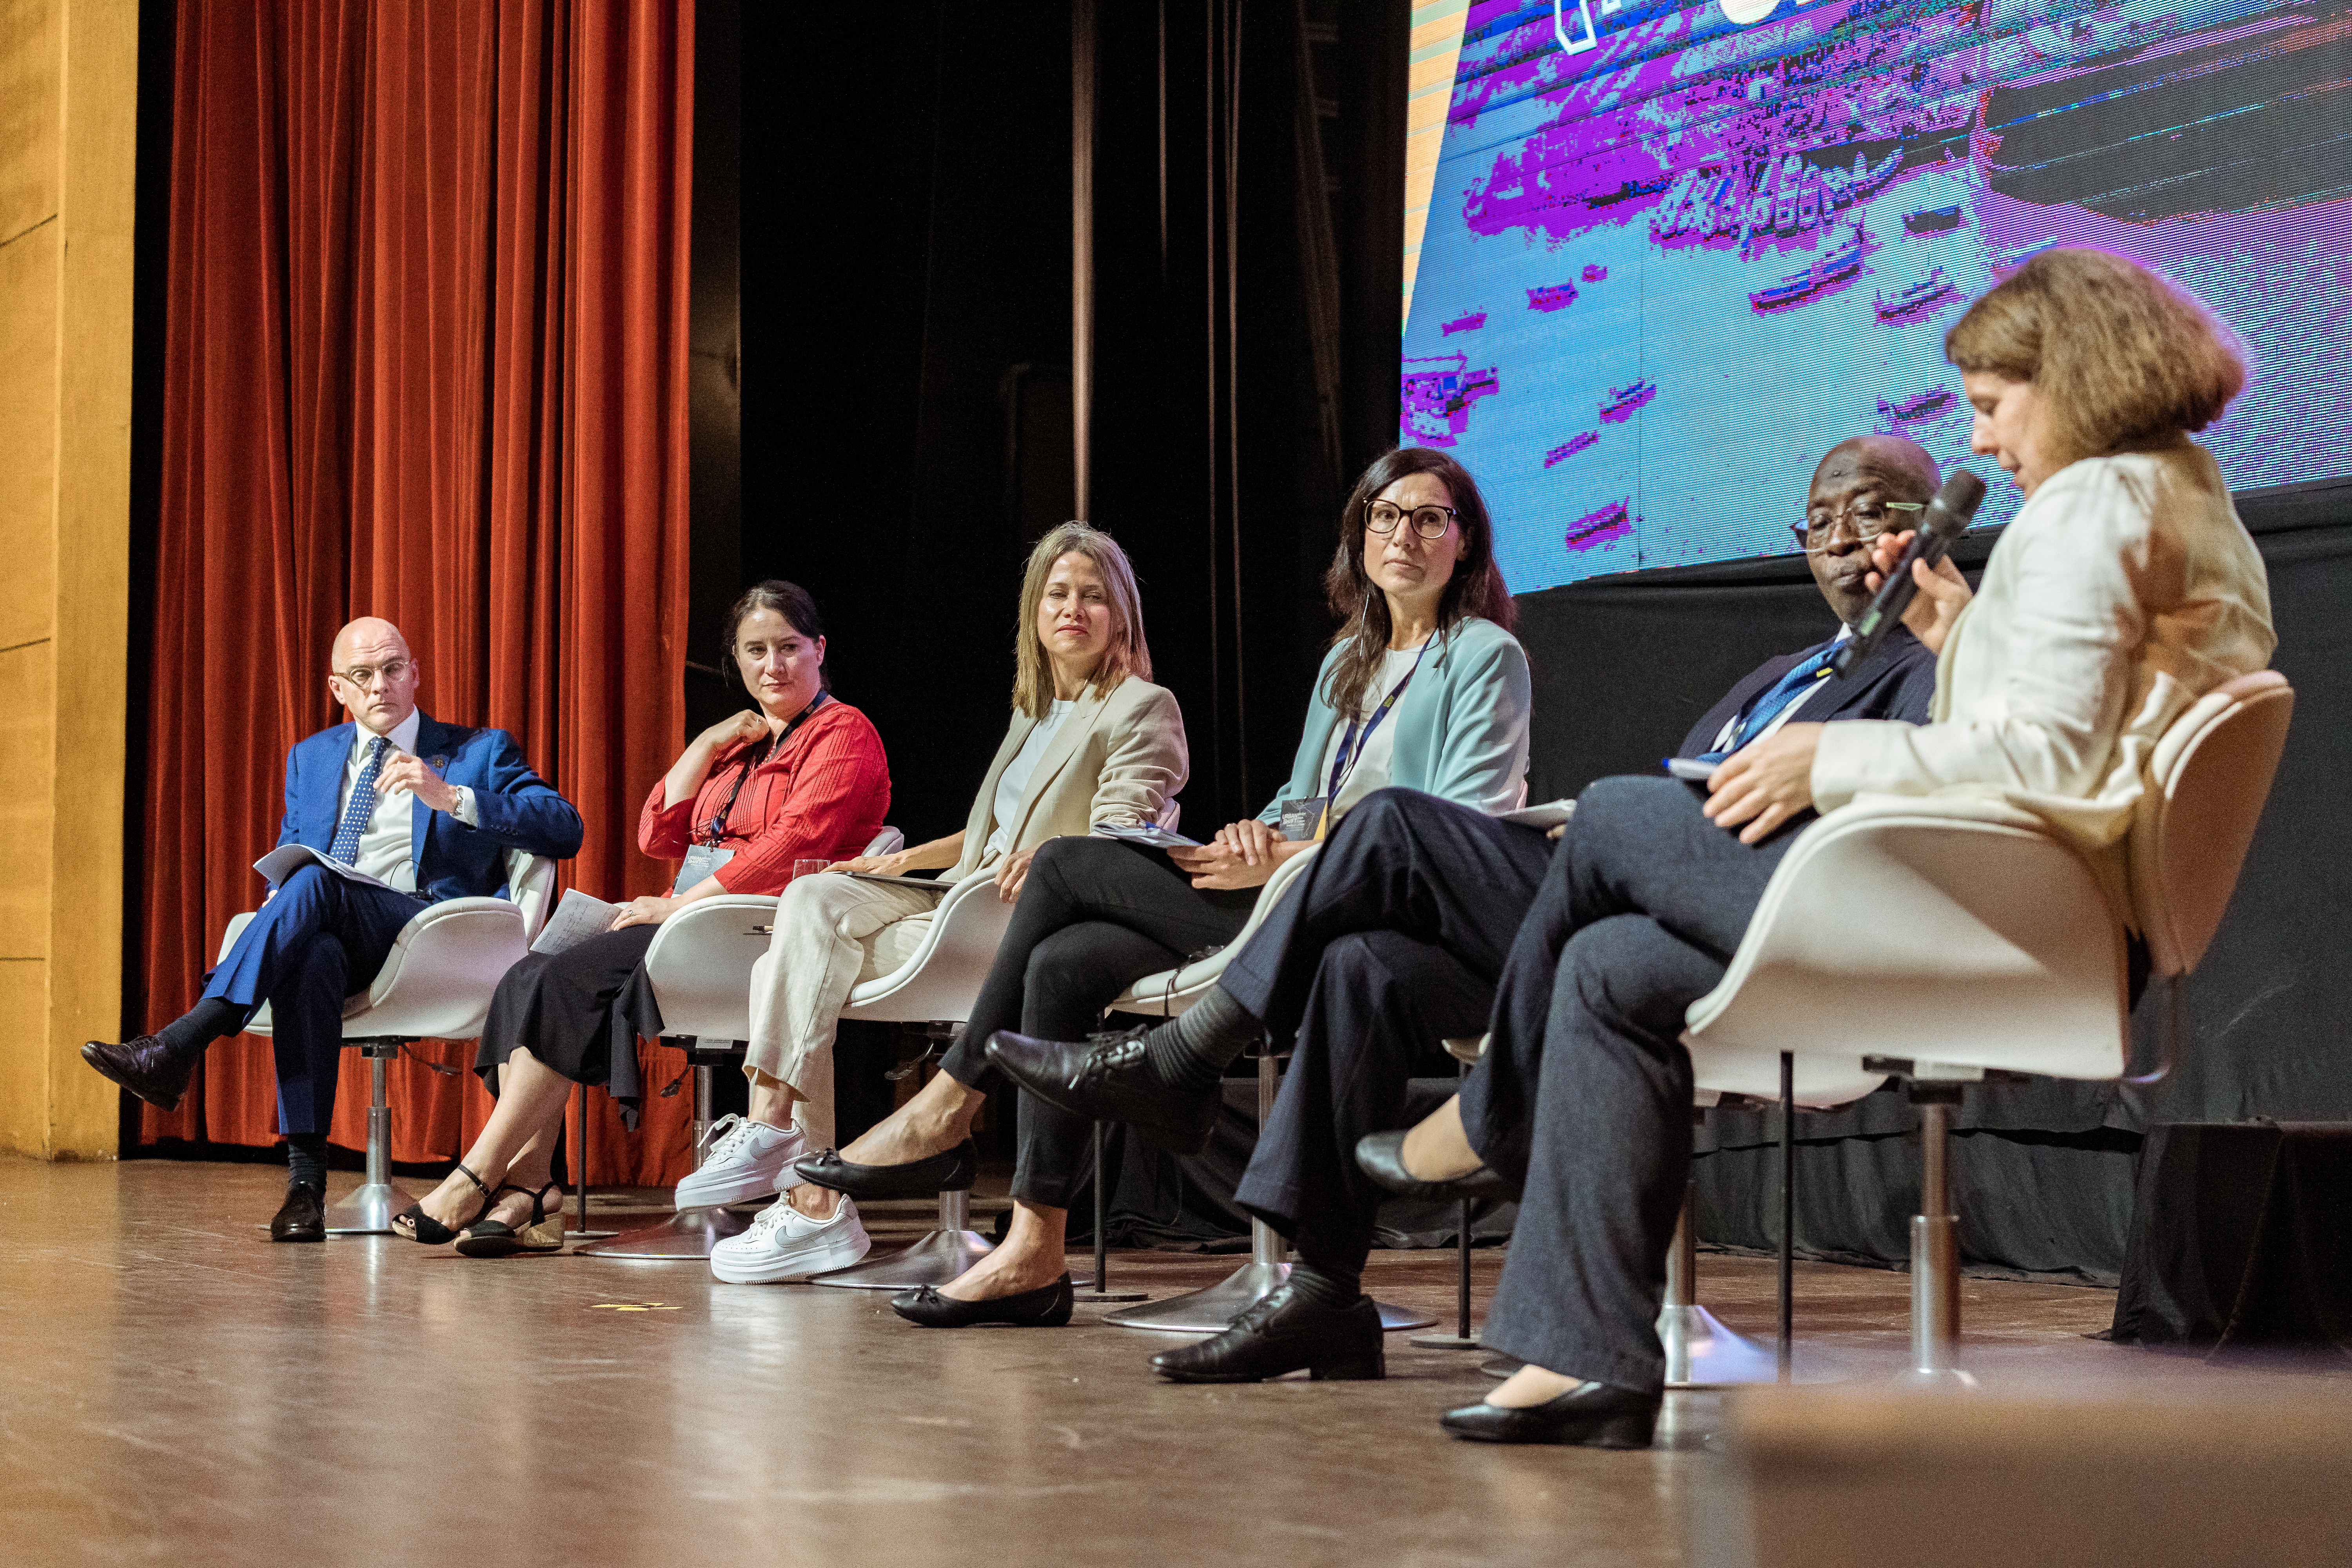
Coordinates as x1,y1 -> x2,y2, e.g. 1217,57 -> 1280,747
1923,469 -> 1987,539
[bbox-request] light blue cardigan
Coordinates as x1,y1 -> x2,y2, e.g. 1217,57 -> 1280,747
1257,615 -> 1532,824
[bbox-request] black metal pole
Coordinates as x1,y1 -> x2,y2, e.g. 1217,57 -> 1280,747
1093,1119 -> 1109,1293
1778,1049 -> 1795,1383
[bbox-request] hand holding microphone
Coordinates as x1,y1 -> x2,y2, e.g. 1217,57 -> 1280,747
1831,469 -> 1986,675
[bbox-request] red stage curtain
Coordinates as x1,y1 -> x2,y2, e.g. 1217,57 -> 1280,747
138,0 -> 701,1186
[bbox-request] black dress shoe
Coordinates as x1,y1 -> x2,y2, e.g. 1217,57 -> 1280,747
1439,1380 -> 1659,1448
269,1183 -> 327,1243
1151,1283 -> 1384,1383
81,1036 -> 197,1112
1354,1129 -> 1515,1203
790,1139 -> 978,1200
985,1028 -> 1220,1154
890,1272 -> 1074,1328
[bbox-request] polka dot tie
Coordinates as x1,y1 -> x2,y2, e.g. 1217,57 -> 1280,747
330,735 -> 391,865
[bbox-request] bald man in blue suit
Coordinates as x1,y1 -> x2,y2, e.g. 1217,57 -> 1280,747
85,617 -> 582,1240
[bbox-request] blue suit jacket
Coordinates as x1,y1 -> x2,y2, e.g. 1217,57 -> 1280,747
1675,625 -> 1939,759
276,712 -> 584,902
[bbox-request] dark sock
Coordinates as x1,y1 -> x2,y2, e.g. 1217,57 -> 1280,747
1286,1258 -> 1362,1308
1145,984 -> 1263,1093
155,997 -> 244,1058
285,1133 -> 328,1192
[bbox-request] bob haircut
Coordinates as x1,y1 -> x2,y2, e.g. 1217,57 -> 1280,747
1321,447 -> 1515,718
1011,522 -> 1152,718
720,579 -> 829,691
1945,248 -> 2247,471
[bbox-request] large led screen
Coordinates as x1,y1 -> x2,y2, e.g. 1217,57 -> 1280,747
1402,0 -> 2352,589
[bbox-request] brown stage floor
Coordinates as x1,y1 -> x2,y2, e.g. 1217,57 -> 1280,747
3,1156 -> 2345,1568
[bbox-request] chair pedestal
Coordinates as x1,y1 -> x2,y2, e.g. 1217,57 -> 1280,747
576,1062 -> 748,1260
1660,1190 -> 1775,1387
1896,1096 -> 1978,1389
1410,1059 -> 1481,1349
810,1188 -> 993,1290
1107,1053 -> 1436,1334
324,1044 -> 416,1236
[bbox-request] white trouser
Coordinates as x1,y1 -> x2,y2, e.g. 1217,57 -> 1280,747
744,873 -> 942,1148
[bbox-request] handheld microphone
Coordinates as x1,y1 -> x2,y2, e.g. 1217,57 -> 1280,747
1831,468 -> 1986,678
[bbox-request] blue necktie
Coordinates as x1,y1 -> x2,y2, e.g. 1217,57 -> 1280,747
1700,643 -> 1839,763
330,736 -> 391,864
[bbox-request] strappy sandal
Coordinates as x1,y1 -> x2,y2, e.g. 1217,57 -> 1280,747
455,1180 -> 567,1258
391,1161 -> 496,1244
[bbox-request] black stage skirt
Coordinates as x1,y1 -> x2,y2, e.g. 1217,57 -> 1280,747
474,925 -> 673,1129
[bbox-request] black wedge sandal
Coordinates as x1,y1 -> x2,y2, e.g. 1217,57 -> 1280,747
392,1161 -> 496,1244
456,1181 -> 567,1258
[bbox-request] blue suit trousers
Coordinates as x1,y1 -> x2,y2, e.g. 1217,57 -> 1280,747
203,863 -> 428,1135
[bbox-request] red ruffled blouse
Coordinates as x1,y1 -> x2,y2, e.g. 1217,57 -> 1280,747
637,699 -> 892,894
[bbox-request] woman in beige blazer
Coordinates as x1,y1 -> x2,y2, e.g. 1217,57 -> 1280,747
688,522 -> 1186,1283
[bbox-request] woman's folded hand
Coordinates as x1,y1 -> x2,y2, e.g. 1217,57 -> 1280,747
1170,819 -> 1292,890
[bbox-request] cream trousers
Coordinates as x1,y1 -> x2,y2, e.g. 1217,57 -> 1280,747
744,873 -> 943,1148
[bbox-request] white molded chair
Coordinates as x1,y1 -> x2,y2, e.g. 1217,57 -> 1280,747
580,827 -> 908,1261
1090,844 -> 1436,1334
1680,670 -> 2295,1384
219,850 -> 557,1234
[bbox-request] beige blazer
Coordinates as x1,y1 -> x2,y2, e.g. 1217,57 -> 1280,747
1813,438 -> 2274,913
946,675 -> 1189,882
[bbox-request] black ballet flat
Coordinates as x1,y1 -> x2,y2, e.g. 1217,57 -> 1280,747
889,1273 -> 1074,1328
1354,1129 -> 1515,1203
392,1161 -> 495,1245
1439,1380 -> 1660,1448
790,1140 -> 978,1200
1149,1284 -> 1384,1383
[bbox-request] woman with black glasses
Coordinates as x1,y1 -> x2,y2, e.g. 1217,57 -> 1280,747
795,447 -> 1533,1328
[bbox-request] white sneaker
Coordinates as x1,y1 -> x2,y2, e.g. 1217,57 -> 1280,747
709,1196 -> 871,1283
674,1114 -> 806,1208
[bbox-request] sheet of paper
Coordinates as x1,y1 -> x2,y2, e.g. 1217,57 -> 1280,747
252,842 -> 394,892
530,888 -> 622,954
1497,799 -> 1575,830
1091,820 -> 1203,849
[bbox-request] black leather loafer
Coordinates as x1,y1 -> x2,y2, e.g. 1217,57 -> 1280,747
1354,1129 -> 1515,1203
790,1139 -> 978,1200
1150,1283 -> 1383,1383
1439,1380 -> 1659,1448
81,1035 -> 197,1113
985,1028 -> 1220,1154
890,1272 -> 1074,1328
269,1183 -> 327,1243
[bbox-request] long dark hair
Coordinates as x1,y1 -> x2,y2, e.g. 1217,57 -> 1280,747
1321,448 -> 1514,717
720,579 -> 829,691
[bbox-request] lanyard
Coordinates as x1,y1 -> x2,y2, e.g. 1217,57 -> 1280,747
700,692 -> 828,845
1323,637 -> 1434,803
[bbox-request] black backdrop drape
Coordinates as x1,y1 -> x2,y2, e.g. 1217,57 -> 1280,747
1512,476 -> 2352,1283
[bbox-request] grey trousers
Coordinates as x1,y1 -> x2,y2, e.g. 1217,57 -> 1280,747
1463,775 -> 1802,1393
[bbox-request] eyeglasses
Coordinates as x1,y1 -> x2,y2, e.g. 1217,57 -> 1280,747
1788,500 -> 1924,550
333,658 -> 412,689
1367,501 -> 1457,540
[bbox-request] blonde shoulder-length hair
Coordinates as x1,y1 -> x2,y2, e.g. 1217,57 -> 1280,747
1011,522 -> 1153,718
1945,248 -> 2246,471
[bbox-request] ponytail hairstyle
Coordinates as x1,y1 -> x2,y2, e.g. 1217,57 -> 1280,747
1321,447 -> 1514,717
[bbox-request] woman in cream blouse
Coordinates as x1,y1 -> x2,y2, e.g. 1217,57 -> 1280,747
1393,249 -> 2275,1448
690,522 -> 1186,1283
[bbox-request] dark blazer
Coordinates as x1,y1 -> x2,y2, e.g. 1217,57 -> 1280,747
276,712 -> 584,902
1675,625 -> 1938,759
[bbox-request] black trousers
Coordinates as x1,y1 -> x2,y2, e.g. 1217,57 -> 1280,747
1464,775 -> 1799,1393
1222,789 -> 1555,1271
936,836 -> 1256,1208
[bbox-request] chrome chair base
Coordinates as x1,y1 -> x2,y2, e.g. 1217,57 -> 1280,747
573,1204 -> 750,1259
809,1227 -> 994,1290
1661,1304 -> 1777,1387
322,1179 -> 417,1236
1408,1330 -> 1482,1350
1101,1257 -> 1437,1334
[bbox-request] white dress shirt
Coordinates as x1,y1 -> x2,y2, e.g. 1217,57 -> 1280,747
1812,440 -> 2274,910
340,709 -> 479,891
1707,625 -> 1851,756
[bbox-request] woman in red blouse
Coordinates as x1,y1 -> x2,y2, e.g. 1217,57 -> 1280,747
390,581 -> 891,1250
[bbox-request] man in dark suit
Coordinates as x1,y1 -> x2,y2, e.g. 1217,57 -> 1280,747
84,617 -> 583,1240
988,434 -> 1942,1383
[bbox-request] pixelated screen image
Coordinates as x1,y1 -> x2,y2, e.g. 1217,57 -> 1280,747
1403,0 -> 2352,590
